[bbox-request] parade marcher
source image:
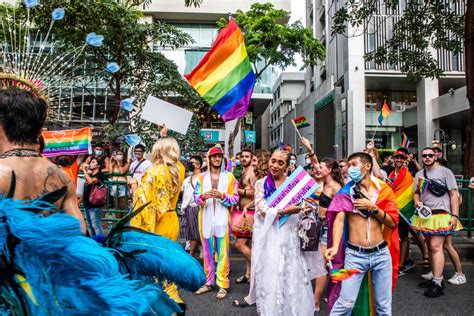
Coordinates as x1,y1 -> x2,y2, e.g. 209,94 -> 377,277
194,144 -> 239,300
181,155 -> 203,257
412,147 -> 464,297
130,128 -> 187,310
388,148 -> 429,275
232,148 -> 257,285
110,149 -> 130,213
0,89 -> 86,232
326,152 -> 399,315
338,159 -> 350,183
55,154 -> 85,186
233,149 -> 325,314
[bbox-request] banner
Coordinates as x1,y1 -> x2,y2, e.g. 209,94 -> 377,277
201,130 -> 220,142
265,166 -> 319,226
244,130 -> 256,144
42,127 -> 92,157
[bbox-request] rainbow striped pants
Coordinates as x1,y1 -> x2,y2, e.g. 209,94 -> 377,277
198,213 -> 230,289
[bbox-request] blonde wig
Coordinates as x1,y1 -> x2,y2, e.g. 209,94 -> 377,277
151,137 -> 181,193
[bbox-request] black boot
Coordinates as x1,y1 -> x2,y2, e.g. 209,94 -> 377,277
177,303 -> 186,316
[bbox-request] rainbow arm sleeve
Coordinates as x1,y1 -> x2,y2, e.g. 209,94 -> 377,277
220,173 -> 239,207
194,175 -> 205,206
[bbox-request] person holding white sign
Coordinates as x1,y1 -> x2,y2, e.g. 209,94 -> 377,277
232,149 -> 324,315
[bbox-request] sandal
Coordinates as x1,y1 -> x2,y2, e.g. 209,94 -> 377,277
422,257 -> 430,269
216,288 -> 228,300
193,285 -> 212,295
235,275 -> 250,284
232,298 -> 250,308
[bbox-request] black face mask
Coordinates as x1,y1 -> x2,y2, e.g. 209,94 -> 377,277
57,158 -> 70,167
188,164 -> 195,172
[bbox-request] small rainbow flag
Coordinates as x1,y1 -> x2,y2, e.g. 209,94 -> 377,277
42,127 -> 92,157
418,177 -> 430,193
378,100 -> 392,125
402,132 -> 410,149
292,116 -> 310,129
330,268 -> 363,282
184,19 -> 256,122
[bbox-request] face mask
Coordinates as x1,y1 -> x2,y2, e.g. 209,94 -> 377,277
116,155 -> 123,161
290,159 -> 297,165
305,159 -> 311,165
235,160 -> 241,167
348,166 -> 366,183
57,158 -> 69,167
188,164 -> 195,172
95,150 -> 103,156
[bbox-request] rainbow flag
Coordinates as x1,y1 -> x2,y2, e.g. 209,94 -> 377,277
184,19 -> 256,122
42,127 -> 92,157
292,116 -> 310,129
377,100 -> 392,125
388,166 -> 415,221
402,132 -> 410,149
417,177 -> 430,194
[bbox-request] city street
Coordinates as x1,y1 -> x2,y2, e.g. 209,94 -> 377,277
180,252 -> 474,315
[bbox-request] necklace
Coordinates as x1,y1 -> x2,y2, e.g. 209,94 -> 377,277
0,148 -> 41,159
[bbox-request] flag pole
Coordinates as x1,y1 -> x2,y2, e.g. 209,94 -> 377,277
292,121 -> 303,140
371,124 -> 379,141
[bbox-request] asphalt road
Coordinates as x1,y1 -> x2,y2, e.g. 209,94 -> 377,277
179,254 -> 474,316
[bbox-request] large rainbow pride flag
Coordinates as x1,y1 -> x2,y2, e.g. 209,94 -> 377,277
388,166 -> 415,222
42,127 -> 92,157
184,19 -> 256,122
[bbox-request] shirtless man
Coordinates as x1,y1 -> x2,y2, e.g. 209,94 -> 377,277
0,89 -> 86,233
326,152 -> 399,315
234,148 -> 257,284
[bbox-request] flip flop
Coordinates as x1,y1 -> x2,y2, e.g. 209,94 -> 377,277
232,298 -> 250,308
235,275 -> 250,284
216,288 -> 228,300
193,285 -> 212,295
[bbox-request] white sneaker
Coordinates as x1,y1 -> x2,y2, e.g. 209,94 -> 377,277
448,273 -> 467,285
421,271 -> 433,280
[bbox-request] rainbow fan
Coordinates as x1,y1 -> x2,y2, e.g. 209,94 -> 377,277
330,268 -> 363,282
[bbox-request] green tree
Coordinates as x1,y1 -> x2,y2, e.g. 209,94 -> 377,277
331,0 -> 473,176
29,0 -> 205,152
216,2 -> 325,156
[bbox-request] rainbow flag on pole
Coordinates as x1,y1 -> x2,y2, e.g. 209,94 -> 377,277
402,132 -> 410,149
378,100 -> 392,125
292,116 -> 310,129
42,127 -> 92,157
184,19 -> 256,122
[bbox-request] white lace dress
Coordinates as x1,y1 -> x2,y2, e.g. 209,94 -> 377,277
246,178 -> 326,315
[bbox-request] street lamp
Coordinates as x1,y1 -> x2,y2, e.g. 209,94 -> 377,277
432,128 -> 456,158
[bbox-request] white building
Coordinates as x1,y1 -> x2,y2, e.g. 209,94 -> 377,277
290,0 -> 467,173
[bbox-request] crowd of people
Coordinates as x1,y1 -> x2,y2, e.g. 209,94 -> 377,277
0,87 -> 468,315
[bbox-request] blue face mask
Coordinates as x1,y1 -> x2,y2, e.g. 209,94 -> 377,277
348,166 -> 366,183
235,160 -> 241,167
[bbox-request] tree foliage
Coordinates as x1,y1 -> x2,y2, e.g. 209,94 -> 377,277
331,0 -> 465,80
28,0 -> 205,153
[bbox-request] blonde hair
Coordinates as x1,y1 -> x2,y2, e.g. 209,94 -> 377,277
152,137 -> 181,193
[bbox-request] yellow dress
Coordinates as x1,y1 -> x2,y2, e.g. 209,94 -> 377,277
130,162 -> 186,304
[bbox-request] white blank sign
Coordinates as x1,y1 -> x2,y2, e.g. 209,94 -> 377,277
141,95 -> 193,135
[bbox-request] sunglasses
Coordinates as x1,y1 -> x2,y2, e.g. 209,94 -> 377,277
422,154 -> 435,158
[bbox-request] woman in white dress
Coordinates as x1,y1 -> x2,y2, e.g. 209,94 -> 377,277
232,149 -> 326,315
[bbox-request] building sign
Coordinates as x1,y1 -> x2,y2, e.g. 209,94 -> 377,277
315,90 -> 335,111
244,130 -> 256,144
200,130 -> 219,142
245,112 -> 253,125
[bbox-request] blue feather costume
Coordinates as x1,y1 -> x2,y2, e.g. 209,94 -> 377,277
0,197 -> 205,315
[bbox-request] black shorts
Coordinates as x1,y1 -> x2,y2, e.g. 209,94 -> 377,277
398,217 -> 410,239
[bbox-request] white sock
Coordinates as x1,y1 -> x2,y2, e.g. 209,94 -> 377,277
432,276 -> 443,286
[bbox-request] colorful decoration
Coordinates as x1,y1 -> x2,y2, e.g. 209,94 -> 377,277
24,0 -> 39,9
106,62 -> 120,74
120,98 -> 133,111
86,32 -> 104,47
51,8 -> 65,21
184,19 -> 256,122
418,177 -> 430,193
378,100 -> 392,125
291,116 -> 310,129
123,134 -> 142,146
330,268 -> 363,282
402,132 -> 410,149
42,128 -> 92,157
